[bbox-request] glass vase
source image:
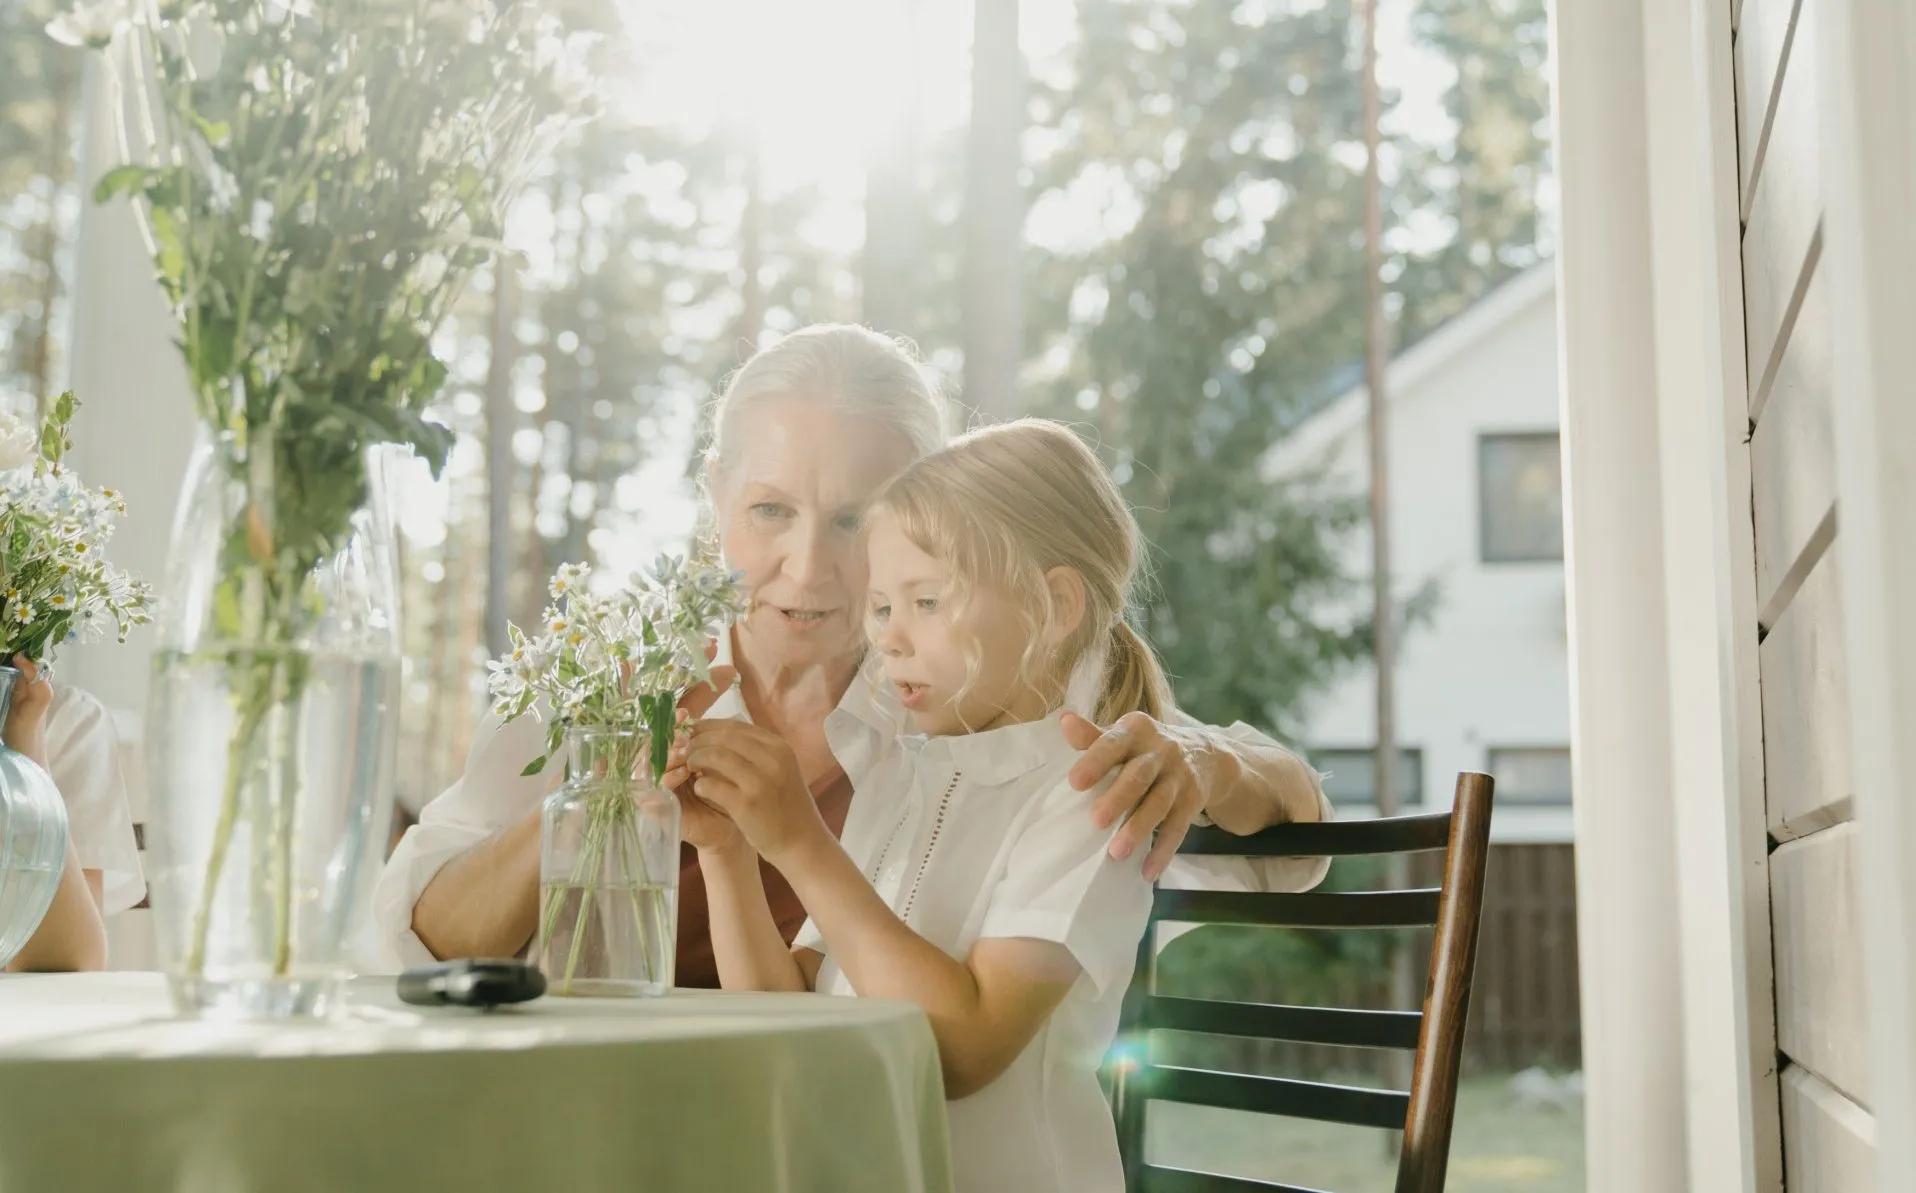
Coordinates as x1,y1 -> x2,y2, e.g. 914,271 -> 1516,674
536,728 -> 680,997
144,427 -> 403,1019
0,666 -> 70,968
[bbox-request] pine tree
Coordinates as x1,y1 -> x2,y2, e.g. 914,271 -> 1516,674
1023,0 -> 1381,737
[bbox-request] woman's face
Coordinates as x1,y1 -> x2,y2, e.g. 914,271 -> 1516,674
714,394 -> 918,671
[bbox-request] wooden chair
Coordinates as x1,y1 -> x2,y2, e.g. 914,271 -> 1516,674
1111,771 -> 1495,1193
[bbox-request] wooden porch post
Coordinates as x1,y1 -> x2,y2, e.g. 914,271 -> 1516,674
1820,0 -> 1916,1179
1548,0 -> 1691,1186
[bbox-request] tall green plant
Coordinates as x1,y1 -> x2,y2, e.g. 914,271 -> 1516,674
52,0 -> 598,977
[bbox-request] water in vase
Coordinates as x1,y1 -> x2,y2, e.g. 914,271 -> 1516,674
145,646 -> 400,1019
536,880 -> 678,997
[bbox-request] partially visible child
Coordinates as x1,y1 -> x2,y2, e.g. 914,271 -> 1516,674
6,658 -> 144,972
687,419 -> 1170,1193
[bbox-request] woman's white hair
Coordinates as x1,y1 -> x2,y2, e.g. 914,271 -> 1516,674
706,324 -> 949,477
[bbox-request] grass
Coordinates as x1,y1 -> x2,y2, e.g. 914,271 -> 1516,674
1145,1073 -> 1586,1193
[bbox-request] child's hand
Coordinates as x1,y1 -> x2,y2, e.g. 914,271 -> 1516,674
684,719 -> 825,866
670,741 -> 747,856
2,657 -> 53,769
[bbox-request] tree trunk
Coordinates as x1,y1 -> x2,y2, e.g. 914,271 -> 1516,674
862,0 -> 925,338
961,0 -> 1025,424
483,263 -> 518,659
736,131 -> 765,354
25,52 -> 80,413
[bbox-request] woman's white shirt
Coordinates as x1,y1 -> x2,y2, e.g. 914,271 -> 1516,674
46,685 -> 145,914
371,632 -> 1331,970
797,708 -> 1149,1193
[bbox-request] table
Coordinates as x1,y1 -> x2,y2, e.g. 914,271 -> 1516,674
0,973 -> 953,1193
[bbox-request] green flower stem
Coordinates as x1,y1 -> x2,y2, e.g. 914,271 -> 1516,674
270,662 -> 302,976
538,731 -> 662,994
183,652 -> 274,976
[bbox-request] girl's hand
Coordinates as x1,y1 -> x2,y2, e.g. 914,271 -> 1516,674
684,719 -> 826,867
1061,709 -> 1208,881
2,657 -> 53,769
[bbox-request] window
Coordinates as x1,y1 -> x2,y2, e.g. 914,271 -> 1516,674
1313,747 -> 1423,808
1487,747 -> 1573,805
1479,432 -> 1564,562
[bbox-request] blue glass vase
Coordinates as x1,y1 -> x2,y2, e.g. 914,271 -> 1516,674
0,665 -> 70,968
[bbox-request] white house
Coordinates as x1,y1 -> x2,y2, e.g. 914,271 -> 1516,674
1267,264 -> 1574,845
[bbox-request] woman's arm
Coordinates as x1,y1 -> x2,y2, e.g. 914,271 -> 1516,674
1062,711 -> 1326,879
407,806 -> 543,961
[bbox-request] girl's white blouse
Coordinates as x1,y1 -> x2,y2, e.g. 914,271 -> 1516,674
798,707 -> 1149,1193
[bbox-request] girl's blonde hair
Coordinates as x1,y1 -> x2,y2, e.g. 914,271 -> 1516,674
867,419 -> 1172,726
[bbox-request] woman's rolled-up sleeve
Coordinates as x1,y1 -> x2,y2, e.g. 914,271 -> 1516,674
370,712 -> 551,969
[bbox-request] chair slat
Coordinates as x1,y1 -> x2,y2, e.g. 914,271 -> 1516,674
1153,888 -> 1441,928
1139,1164 -> 1332,1193
1144,994 -> 1424,1050
1179,814 -> 1454,859
1140,1064 -> 1411,1130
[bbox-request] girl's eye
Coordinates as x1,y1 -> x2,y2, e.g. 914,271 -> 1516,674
870,604 -> 891,625
833,512 -> 862,532
915,597 -> 940,614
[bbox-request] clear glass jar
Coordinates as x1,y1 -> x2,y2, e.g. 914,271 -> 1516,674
0,666 -> 70,967
144,427 -> 403,1019
535,727 -> 680,997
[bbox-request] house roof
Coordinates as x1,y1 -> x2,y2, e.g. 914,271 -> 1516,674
1265,262 -> 1558,476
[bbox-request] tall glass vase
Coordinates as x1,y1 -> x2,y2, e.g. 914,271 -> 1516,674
536,728 -> 680,997
145,427 -> 403,1019
0,667 -> 70,968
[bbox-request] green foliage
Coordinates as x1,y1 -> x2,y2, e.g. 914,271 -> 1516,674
1025,0 -> 1381,738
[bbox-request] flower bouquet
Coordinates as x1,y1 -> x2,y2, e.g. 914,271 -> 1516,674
0,393 -> 150,969
48,0 -> 600,1016
488,554 -> 744,996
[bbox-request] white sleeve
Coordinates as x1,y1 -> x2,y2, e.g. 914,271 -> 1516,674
44,686 -> 145,914
369,711 -> 552,969
1160,712 -> 1334,894
978,774 -> 1154,998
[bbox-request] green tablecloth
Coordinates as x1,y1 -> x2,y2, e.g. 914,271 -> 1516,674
0,973 -> 953,1193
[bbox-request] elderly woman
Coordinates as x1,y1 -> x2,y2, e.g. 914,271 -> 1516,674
375,325 -> 1329,985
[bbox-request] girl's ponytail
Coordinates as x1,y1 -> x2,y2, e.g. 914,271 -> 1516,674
1096,619 -> 1172,726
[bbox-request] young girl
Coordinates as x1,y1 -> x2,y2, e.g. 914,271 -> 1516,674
685,419 -> 1167,1193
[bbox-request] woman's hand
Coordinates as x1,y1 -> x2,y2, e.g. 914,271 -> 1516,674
684,719 -> 828,867
1061,710 -> 1211,881
3,657 -> 54,769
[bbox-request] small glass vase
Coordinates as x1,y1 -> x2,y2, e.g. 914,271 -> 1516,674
0,666 -> 70,968
144,427 -> 404,1019
535,728 -> 680,997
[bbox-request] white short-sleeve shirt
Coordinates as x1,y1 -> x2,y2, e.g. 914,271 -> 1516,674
797,708 -> 1152,1193
45,685 -> 145,914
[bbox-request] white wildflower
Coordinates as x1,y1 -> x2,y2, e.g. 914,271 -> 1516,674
0,412 -> 38,473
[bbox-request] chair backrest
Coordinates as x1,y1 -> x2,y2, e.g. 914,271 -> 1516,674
1110,771 -> 1495,1193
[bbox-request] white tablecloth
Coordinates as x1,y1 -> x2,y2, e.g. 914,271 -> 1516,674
0,973 -> 953,1193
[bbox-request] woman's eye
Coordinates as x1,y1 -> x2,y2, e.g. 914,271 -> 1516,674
871,605 -> 891,625
751,502 -> 792,521
833,512 -> 862,532
915,597 -> 940,614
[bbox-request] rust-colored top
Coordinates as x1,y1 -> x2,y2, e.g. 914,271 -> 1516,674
673,764 -> 857,989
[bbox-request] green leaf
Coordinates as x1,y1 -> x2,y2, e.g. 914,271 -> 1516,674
93,165 -> 159,204
520,753 -> 548,777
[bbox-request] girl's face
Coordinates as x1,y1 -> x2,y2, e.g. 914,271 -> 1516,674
713,395 -> 918,673
865,515 -> 1050,736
